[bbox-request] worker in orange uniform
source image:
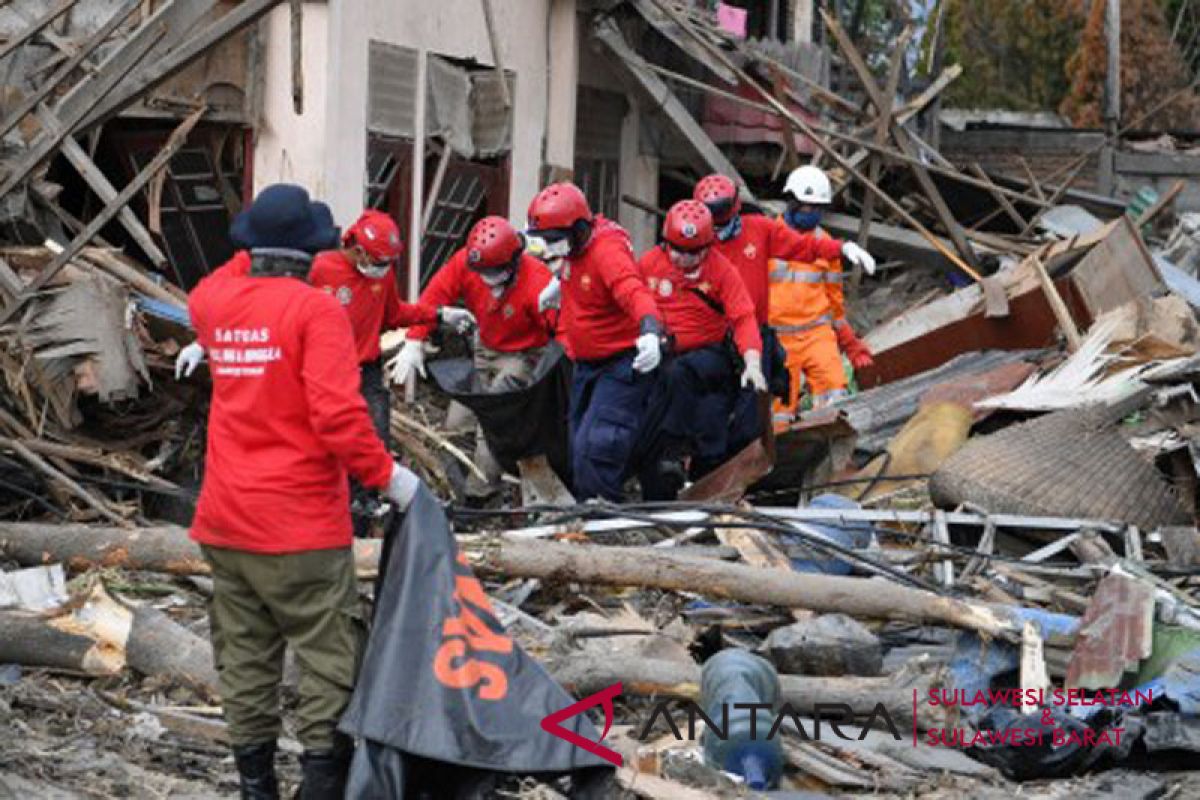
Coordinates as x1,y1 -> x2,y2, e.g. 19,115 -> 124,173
308,210 -> 475,532
637,200 -> 765,498
692,172 -> 870,438
771,165 -> 876,427
389,216 -> 555,495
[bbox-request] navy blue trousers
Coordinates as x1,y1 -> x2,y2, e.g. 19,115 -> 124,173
569,352 -> 661,502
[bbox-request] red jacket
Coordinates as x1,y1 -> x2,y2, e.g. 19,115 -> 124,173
711,214 -> 844,325
309,251 -> 437,364
558,216 -> 661,362
407,249 -> 554,352
188,258 -> 393,554
638,246 -> 762,356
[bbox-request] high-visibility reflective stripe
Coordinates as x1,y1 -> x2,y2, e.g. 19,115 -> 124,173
812,388 -> 849,409
769,260 -> 844,285
775,314 -> 832,334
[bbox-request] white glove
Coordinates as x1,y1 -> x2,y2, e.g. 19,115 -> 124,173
439,306 -> 476,334
538,277 -> 561,312
386,462 -> 421,512
388,339 -> 427,384
740,350 -> 768,393
632,333 -> 662,373
174,342 -> 204,379
841,242 -> 876,276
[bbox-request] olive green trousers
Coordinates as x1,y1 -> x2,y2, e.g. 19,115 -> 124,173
201,544 -> 364,750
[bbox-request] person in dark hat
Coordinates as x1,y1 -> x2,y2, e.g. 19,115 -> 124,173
180,183 -> 423,799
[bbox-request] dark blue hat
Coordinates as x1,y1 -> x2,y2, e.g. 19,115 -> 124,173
229,183 -> 340,254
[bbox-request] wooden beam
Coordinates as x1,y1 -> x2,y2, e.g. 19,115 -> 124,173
0,0 -> 75,64
1018,154 -> 1089,237
821,9 -> 980,269
53,0 -> 219,128
856,26 -> 911,265
1136,179 -> 1186,227
0,107 -> 204,327
71,0 -> 279,132
36,107 -> 169,269
593,17 -> 752,198
1030,254 -> 1083,352
0,0 -> 141,143
646,0 -> 983,282
0,26 -> 166,201
969,162 -> 1028,229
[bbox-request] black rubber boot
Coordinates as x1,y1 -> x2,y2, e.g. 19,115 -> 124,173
297,734 -> 353,800
232,741 -> 280,800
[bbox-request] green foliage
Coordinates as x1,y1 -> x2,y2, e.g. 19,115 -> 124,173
941,0 -> 1081,111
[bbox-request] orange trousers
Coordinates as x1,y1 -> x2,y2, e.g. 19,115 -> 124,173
772,324 -> 847,430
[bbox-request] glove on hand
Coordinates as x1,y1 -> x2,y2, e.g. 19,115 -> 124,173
387,339 -> 427,384
174,342 -> 204,379
840,242 -> 876,276
740,350 -> 768,392
836,323 -> 874,370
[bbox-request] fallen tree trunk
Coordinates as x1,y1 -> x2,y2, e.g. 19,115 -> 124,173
0,609 -> 124,675
0,578 -> 216,695
125,604 -> 218,697
549,655 -> 952,731
469,539 -> 1013,637
4,524 -> 1011,636
0,522 -> 383,578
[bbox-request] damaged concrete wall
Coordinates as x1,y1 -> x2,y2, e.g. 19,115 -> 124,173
252,0 -> 554,229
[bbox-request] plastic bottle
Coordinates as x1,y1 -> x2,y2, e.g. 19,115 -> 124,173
700,649 -> 783,790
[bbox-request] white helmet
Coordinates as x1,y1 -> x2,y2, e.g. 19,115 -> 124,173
784,165 -> 832,205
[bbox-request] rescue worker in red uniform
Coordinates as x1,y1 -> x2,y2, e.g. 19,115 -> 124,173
182,184 -> 425,799
637,200 -> 766,498
390,216 -> 555,493
526,182 -> 666,501
308,210 -> 474,532
308,210 -> 476,443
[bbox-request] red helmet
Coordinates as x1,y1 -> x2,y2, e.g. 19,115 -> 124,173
662,200 -> 714,250
527,183 -> 592,232
465,216 -> 523,271
693,174 -> 741,224
344,210 -> 403,262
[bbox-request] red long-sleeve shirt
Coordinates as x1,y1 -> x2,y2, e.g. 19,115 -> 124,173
638,246 -> 762,356
711,214 -> 844,325
309,251 -> 437,364
188,258 -> 393,554
558,216 -> 661,362
407,249 -> 553,352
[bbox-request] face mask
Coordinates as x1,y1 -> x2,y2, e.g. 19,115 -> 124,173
716,215 -> 742,242
480,268 -> 512,287
542,238 -> 572,259
785,207 -> 822,231
668,246 -> 705,276
357,261 -> 391,279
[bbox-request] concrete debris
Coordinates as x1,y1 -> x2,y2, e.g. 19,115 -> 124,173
764,613 -> 883,677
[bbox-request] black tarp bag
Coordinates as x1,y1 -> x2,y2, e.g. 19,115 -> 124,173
427,341 -> 572,484
340,488 -> 614,797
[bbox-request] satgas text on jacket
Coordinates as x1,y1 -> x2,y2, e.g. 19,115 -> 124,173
208,326 -> 282,377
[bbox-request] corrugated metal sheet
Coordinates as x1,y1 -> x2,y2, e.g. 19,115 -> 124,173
1066,574 -> 1156,691
575,87 -> 626,162
368,40 -> 419,138
471,70 -> 514,158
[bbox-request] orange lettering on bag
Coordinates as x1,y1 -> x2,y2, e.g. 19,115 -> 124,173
433,639 -> 508,700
